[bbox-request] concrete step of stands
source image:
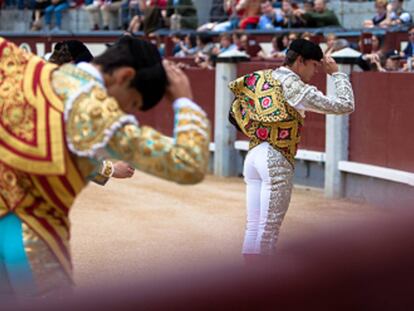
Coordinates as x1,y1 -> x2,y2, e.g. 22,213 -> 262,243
0,9 -> 109,32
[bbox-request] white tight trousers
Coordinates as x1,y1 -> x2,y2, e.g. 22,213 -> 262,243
242,142 -> 294,255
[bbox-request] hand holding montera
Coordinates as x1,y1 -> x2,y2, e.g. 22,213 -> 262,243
322,55 -> 339,75
163,60 -> 194,102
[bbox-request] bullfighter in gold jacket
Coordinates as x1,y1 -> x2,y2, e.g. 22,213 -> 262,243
0,36 -> 210,298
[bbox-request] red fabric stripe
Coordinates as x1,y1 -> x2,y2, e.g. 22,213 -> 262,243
59,176 -> 76,197
0,139 -> 52,161
45,94 -> 52,161
30,61 -> 45,147
23,199 -> 71,266
40,67 -> 58,163
0,140 -> 53,161
35,176 -> 69,216
32,60 -> 43,97
0,40 -> 8,55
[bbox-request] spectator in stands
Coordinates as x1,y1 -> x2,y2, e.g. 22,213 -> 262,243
85,0 -> 128,30
194,33 -> 216,68
171,32 -> 184,55
297,0 -> 340,28
382,50 -> 404,71
166,0 -> 198,30
210,0 -> 261,31
126,0 -> 150,32
120,0 -> 144,30
203,0 -> 262,32
232,31 -> 243,50
210,0 -> 227,23
239,33 -> 250,51
276,32 -> 289,52
257,34 -> 285,59
383,0 -> 412,27
237,0 -> 262,29
280,0 -> 306,28
267,32 -> 296,56
217,32 -> 238,54
140,0 -> 167,34
257,0 -> 284,30
323,32 -> 337,54
286,32 -> 298,48
31,0 -> 51,31
303,0 -> 313,14
175,33 -> 198,57
84,0 -> 104,30
121,0 -> 130,30
196,33 -> 215,56
147,32 -> 165,56
44,0 -> 70,31
122,0 -> 143,31
197,0 -> 232,31
85,0 -> 126,30
402,25 -> 414,58
300,31 -> 313,40
363,0 -> 388,28
207,0 -> 241,32
357,34 -> 385,71
102,0 -> 126,30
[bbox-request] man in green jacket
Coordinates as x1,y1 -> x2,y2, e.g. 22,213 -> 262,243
300,0 -> 340,27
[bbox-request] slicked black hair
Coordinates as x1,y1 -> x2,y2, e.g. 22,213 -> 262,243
93,35 -> 167,111
50,40 -> 93,65
283,49 -> 301,66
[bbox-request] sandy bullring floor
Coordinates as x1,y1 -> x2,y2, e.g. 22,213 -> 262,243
70,173 -> 389,289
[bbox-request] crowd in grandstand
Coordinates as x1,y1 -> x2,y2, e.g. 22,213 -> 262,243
166,25 -> 414,72
0,0 -> 412,32
1,0 -> 413,72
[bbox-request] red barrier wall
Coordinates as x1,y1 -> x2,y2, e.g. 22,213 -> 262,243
301,72 -> 326,152
135,68 -> 216,137
350,72 -> 414,172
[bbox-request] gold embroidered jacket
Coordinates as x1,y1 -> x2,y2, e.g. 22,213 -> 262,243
0,37 -> 210,279
229,70 -> 303,166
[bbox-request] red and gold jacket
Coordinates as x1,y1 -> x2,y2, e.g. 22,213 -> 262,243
0,37 -> 210,281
